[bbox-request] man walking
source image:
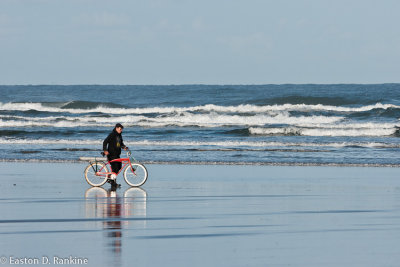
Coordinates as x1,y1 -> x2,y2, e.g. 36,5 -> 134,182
103,123 -> 128,187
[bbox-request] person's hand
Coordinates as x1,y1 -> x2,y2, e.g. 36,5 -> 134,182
104,151 -> 109,155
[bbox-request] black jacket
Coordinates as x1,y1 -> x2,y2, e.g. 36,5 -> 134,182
103,129 -> 126,157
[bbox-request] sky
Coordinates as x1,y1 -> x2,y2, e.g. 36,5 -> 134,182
0,0 -> 399,85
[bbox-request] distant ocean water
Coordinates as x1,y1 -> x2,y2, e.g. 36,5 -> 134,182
1,84 -> 400,166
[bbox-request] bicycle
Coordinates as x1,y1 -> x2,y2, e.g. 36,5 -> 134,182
84,150 -> 148,187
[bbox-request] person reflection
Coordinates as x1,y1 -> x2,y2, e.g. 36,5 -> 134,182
104,188 -> 123,256
84,187 -> 147,265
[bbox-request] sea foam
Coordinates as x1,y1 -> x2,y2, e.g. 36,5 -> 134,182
1,102 -> 399,114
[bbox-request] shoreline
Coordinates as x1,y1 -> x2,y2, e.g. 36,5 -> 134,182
0,159 -> 400,167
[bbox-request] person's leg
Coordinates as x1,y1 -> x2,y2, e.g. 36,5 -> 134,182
116,162 -> 122,173
110,161 -> 122,174
108,156 -> 122,187
108,155 -> 119,174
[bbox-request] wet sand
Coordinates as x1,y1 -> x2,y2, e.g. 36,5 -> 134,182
0,162 -> 400,266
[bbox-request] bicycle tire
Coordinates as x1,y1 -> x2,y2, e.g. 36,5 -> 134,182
123,163 -> 148,187
84,162 -> 109,187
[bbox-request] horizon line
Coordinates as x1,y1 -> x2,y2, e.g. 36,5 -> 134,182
1,82 -> 400,86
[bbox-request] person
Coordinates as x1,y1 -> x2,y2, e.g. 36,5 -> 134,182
103,123 -> 128,187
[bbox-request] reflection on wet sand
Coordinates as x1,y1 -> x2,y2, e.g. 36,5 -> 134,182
84,187 -> 147,266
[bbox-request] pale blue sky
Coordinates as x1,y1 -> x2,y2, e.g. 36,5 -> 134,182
0,0 -> 399,84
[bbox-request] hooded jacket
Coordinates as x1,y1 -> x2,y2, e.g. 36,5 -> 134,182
103,128 -> 126,157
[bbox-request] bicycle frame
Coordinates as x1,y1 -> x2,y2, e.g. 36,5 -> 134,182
89,150 -> 138,177
93,157 -> 134,177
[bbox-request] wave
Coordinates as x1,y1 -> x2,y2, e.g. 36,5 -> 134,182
1,101 -> 399,115
2,111 -> 398,137
249,123 -> 399,137
0,101 -> 128,114
0,113 -> 344,128
2,138 -> 400,148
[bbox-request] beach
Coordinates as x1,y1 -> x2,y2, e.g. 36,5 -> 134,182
1,162 -> 399,266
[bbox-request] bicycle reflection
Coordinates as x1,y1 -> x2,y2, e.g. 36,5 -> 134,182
84,187 -> 147,265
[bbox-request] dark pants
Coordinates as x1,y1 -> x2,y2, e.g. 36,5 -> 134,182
108,155 -> 122,175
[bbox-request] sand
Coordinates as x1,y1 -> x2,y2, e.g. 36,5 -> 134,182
0,162 -> 400,266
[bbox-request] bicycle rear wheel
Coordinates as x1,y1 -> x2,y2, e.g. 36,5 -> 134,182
85,162 -> 109,187
123,163 -> 148,187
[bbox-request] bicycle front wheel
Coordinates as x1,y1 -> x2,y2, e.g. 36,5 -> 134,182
123,163 -> 148,187
85,163 -> 109,187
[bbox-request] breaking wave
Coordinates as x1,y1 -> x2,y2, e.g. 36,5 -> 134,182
2,83 -> 400,165
249,123 -> 400,137
1,101 -> 399,115
0,113 -> 344,128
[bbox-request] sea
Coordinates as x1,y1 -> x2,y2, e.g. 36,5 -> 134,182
1,84 -> 400,166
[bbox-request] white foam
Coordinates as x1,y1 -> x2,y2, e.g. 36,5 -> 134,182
0,112 -> 344,128
138,113 -> 343,127
1,102 -> 398,115
249,124 -> 398,137
302,128 -> 396,136
0,119 -> 111,128
1,138 -> 399,148
0,139 -> 100,145
295,122 -> 398,129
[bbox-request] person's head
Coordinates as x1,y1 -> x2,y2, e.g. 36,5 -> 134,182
115,123 -> 124,134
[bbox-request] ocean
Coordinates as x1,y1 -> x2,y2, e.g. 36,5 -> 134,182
1,84 -> 400,166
